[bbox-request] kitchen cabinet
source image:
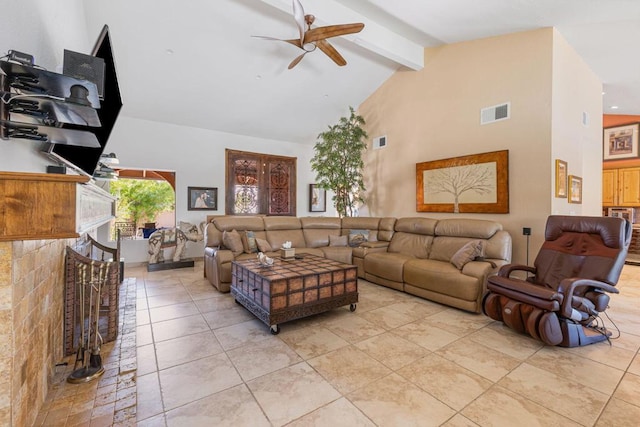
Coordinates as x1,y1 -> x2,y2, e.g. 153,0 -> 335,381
602,167 -> 640,207
602,169 -> 617,206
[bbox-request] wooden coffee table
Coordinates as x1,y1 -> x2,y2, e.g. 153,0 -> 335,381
231,254 -> 358,334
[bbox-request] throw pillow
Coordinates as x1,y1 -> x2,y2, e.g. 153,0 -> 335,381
450,240 -> 484,270
368,230 -> 378,242
348,229 -> 369,247
329,234 -> 348,247
222,229 -> 244,256
241,231 -> 258,254
255,237 -> 273,253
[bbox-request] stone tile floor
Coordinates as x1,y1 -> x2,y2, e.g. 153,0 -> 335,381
37,260 -> 640,426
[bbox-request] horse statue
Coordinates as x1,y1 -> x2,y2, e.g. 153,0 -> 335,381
147,222 -> 205,264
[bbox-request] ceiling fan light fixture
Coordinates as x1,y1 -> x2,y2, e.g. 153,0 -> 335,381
253,0 -> 364,69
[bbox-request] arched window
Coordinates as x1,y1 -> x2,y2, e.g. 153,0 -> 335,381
109,169 -> 176,239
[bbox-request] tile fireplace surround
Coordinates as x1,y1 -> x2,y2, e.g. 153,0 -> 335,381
0,238 -> 136,427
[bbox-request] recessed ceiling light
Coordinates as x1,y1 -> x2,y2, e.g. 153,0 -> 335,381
611,105 -> 619,110
165,49 -> 174,55
256,75 -> 262,79
602,91 -> 606,95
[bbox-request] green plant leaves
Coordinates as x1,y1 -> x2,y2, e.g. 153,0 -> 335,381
310,106 -> 367,217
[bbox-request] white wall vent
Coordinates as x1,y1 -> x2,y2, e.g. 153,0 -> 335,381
373,135 -> 387,149
480,102 -> 510,125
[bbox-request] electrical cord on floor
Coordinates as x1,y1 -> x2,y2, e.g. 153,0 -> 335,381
587,309 -> 621,345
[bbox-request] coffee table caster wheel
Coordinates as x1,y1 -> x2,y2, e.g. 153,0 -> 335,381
350,303 -> 357,312
270,325 -> 280,335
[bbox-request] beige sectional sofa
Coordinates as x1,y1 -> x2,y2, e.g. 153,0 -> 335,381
204,215 -> 512,313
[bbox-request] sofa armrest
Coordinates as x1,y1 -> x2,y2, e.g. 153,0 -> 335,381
214,249 -> 235,264
353,241 -> 389,259
204,247 -> 235,292
361,241 -> 389,249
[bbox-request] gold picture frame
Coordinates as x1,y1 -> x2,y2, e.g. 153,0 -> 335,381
555,159 -> 568,198
568,175 -> 582,204
603,123 -> 640,161
416,150 -> 509,213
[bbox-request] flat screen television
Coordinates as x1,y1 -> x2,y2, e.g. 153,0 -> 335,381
45,25 -> 123,176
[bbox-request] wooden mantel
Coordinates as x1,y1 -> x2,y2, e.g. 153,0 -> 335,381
0,172 -> 114,241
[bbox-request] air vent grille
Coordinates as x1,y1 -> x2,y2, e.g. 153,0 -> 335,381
373,135 -> 387,150
481,102 -> 510,125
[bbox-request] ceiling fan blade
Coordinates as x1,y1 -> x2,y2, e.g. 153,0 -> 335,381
252,35 -> 302,49
316,40 -> 346,66
288,52 -> 307,69
292,0 -> 306,44
304,23 -> 364,44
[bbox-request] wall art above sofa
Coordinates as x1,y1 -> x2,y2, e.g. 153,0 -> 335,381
416,150 -> 509,214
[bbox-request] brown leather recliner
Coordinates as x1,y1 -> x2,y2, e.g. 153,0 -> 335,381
483,215 -> 631,347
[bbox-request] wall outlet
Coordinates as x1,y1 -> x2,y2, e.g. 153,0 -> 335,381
522,227 -> 531,236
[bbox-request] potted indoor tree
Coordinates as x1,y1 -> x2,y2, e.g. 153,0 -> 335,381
310,107 -> 368,217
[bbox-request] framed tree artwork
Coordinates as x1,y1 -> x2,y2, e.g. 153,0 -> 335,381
416,150 -> 509,213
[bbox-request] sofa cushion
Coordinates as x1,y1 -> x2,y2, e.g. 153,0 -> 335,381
266,230 -> 306,249
320,246 -> 352,264
300,217 -> 342,248
222,230 -> 244,256
304,229 -> 337,248
387,232 -> 432,259
434,218 -> 502,239
293,248 -> 325,258
404,259 -> 481,302
214,216 -> 265,231
300,217 -> 342,229
450,240 -> 484,269
255,237 -> 273,253
378,217 -> 397,242
341,216 -> 380,230
241,231 -> 258,254
329,234 -> 348,246
430,237 -> 482,262
263,216 -> 302,230
394,217 -> 438,235
365,251 -> 415,282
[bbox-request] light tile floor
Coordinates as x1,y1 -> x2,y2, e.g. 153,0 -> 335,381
44,261 -> 640,426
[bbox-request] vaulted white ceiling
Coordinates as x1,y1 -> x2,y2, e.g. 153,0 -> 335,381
83,0 -> 640,143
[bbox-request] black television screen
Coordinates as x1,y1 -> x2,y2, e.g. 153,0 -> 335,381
47,25 -> 123,176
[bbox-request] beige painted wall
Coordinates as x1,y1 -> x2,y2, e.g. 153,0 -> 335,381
358,28 -> 602,264
551,29 -> 603,216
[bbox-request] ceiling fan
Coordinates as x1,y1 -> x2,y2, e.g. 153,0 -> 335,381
254,0 -> 365,69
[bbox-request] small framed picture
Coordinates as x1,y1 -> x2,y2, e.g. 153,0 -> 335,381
188,187 -> 218,210
568,175 -> 582,204
309,184 -> 326,212
603,123 -> 640,161
555,159 -> 568,198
